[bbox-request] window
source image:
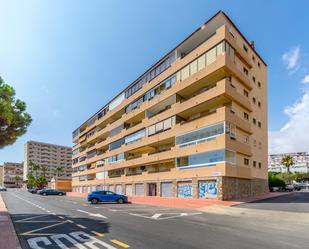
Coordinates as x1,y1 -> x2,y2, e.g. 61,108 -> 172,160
253,118 -> 256,125
124,53 -> 176,98
176,122 -> 224,147
109,138 -> 124,151
253,161 -> 256,167
226,122 -> 236,139
244,112 -> 249,120
258,121 -> 261,128
176,149 -> 236,169
125,74 -> 176,113
124,129 -> 146,144
253,139 -> 257,147
252,56 -> 255,62
252,76 -> 256,83
243,45 -> 248,52
109,124 -> 124,137
258,162 -> 262,168
108,153 -> 125,164
258,62 -> 261,68
244,135 -> 249,144
243,89 -> 249,97
253,97 -> 256,104
258,142 -> 262,149
243,67 -> 249,76
244,158 -> 249,166
148,116 -> 176,136
258,101 -> 261,108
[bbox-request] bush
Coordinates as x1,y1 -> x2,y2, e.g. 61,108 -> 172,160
268,172 -> 286,188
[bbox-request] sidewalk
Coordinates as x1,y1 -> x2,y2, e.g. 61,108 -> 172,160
67,191 -> 290,209
0,194 -> 21,249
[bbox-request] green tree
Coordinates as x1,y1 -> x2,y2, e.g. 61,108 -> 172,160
295,172 -> 309,182
268,172 -> 285,188
0,76 -> 32,148
281,155 -> 294,174
40,165 -> 49,178
29,161 -> 40,178
27,173 -> 36,188
36,176 -> 47,188
14,175 -> 21,188
53,166 -> 63,181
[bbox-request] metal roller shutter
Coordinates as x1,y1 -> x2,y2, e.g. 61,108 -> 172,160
161,182 -> 173,197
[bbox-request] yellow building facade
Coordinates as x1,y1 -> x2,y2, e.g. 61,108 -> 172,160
71,11 -> 268,200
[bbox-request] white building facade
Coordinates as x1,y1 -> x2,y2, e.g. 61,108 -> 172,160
268,152 -> 309,173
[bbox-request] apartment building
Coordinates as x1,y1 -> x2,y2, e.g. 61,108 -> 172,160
71,11 -> 268,200
1,162 -> 24,188
24,141 -> 72,181
269,152 -> 309,173
0,165 -> 4,186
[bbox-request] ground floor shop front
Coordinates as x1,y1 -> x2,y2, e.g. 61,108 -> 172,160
72,176 -> 268,201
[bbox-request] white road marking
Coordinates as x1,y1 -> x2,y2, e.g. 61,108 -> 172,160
27,237 -> 52,249
77,209 -> 107,219
70,231 -> 118,249
151,213 -> 162,219
20,220 -> 69,235
129,212 -> 202,220
51,233 -> 87,249
16,214 -> 49,222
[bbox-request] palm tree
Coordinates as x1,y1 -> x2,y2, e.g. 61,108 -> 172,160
40,165 -> 49,178
53,166 -> 63,181
29,161 -> 40,178
15,175 -> 21,188
281,155 -> 294,174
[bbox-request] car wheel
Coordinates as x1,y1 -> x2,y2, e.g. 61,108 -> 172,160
91,198 -> 98,204
58,193 -> 63,196
43,193 -> 47,196
117,198 -> 124,204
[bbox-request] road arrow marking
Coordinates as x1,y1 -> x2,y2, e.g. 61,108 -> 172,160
76,209 -> 107,219
151,213 -> 162,219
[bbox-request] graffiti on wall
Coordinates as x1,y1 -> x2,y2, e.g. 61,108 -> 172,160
178,183 -> 192,198
199,180 -> 217,198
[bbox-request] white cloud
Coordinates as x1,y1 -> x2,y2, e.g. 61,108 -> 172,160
282,47 -> 300,72
302,74 -> 309,84
269,89 -> 309,154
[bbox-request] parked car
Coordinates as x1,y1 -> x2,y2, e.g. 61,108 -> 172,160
87,190 -> 128,204
0,186 -> 7,191
39,189 -> 65,196
28,188 -> 42,194
283,184 -> 294,192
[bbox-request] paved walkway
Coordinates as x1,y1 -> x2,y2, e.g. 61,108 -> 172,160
0,193 -> 21,249
67,191 -> 290,209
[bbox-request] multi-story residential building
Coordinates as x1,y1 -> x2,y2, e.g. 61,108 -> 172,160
24,141 -> 72,181
71,11 -> 268,200
1,162 -> 24,188
268,152 -> 309,173
0,165 -> 4,186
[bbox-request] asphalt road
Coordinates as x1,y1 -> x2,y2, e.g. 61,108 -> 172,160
2,189 -> 309,249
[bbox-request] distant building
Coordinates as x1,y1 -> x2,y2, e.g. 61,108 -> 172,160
2,162 -> 24,188
268,152 -> 309,173
0,165 -> 4,186
24,141 -> 72,181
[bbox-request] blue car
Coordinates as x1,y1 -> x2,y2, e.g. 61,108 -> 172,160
87,190 -> 128,204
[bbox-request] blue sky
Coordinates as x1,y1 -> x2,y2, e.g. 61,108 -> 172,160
1,0 -> 309,164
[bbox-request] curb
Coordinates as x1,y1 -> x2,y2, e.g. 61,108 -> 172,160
0,193 -> 22,249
